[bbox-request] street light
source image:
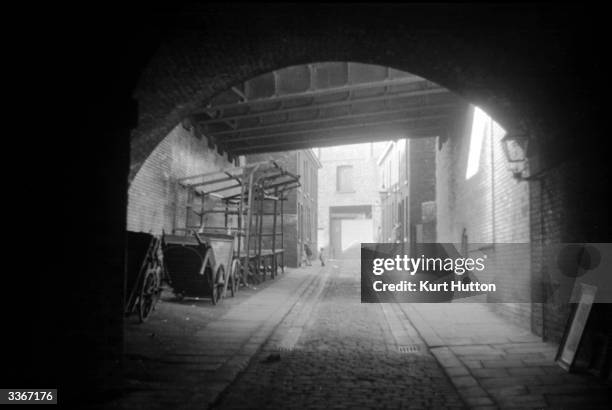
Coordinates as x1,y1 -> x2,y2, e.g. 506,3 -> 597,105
501,132 -> 530,180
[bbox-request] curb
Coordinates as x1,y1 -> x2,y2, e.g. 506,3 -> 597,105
205,267 -> 324,408
397,304 -> 498,409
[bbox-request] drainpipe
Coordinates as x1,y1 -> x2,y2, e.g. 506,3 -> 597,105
490,119 -> 496,246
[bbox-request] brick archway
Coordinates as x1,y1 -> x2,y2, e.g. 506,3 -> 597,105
130,4 -> 580,182
31,4 -> 607,402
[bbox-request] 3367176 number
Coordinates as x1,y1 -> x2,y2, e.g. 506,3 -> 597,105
6,390 -> 54,401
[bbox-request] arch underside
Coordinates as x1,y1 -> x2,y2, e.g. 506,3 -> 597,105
130,5 -> 578,182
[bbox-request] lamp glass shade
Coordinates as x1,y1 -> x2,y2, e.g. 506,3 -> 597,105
501,134 -> 528,163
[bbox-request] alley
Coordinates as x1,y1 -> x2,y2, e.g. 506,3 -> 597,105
214,259 -> 464,409
103,258 -> 612,409
13,6 -> 612,410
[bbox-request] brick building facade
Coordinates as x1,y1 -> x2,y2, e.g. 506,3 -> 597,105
128,120 -> 236,235
317,143 -> 386,259
378,137 -> 437,248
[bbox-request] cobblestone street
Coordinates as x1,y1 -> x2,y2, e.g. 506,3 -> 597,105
100,258 -> 611,410
214,259 -> 465,409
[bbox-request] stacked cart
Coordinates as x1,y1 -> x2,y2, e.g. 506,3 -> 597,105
125,231 -> 164,322
162,231 -> 236,304
162,160 -> 300,303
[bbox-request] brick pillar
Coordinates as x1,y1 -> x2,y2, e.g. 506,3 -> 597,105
530,142 -> 612,343
55,95 -> 133,403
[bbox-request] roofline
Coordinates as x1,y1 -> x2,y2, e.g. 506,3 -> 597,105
303,148 -> 322,168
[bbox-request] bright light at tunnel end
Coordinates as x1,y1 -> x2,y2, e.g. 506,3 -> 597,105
465,106 -> 505,180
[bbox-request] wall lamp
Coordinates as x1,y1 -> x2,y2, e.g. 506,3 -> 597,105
501,132 -> 530,180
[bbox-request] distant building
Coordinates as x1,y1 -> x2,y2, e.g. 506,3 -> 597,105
247,150 -> 321,267
378,137 -> 437,251
317,142 -> 387,259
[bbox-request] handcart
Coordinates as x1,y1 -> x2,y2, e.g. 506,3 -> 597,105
162,231 -> 231,305
176,160 -> 301,287
125,231 -> 164,322
198,230 -> 239,298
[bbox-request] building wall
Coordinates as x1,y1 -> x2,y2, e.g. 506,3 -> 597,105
410,138 -> 437,243
379,137 -> 437,247
436,105 -> 532,328
317,142 -> 387,258
247,149 -> 320,267
379,139 -> 406,244
530,157 -> 612,345
128,121 -> 233,235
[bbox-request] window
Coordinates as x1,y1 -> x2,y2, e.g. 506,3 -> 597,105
404,140 -> 409,181
336,165 -> 354,192
465,106 -> 488,180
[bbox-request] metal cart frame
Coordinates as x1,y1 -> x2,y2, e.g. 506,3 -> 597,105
176,160 -> 300,286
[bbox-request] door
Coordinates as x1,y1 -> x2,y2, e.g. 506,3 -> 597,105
330,218 -> 342,259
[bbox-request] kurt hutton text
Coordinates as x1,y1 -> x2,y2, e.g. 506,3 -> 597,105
372,280 -> 496,293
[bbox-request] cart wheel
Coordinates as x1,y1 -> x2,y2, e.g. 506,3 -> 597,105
230,259 -> 241,296
211,265 -> 224,305
138,265 -> 159,322
210,284 -> 218,305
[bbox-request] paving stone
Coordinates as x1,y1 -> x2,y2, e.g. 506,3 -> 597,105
462,359 -> 483,369
507,366 -> 547,376
408,304 -> 612,410
480,376 -> 539,389
450,345 -> 502,356
451,375 -> 479,388
464,396 -> 496,406
481,359 -> 525,368
487,385 -> 529,397
118,260 -> 612,410
460,353 -> 505,361
471,368 -> 510,378
215,259 -> 466,409
445,366 -> 471,376
496,394 -> 547,407
459,386 -> 489,398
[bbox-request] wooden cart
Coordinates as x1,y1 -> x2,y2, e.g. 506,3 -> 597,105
125,231 -> 164,322
162,231 -> 231,305
176,160 -> 300,286
236,248 -> 285,284
199,230 -> 239,298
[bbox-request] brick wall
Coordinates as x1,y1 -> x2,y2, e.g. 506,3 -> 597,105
317,143 -> 386,255
379,137 -> 437,247
409,138 -> 436,222
128,6 -> 599,189
410,138 -> 437,243
128,121 -> 233,234
379,140 -> 406,244
530,153 -> 612,343
436,105 -> 532,328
